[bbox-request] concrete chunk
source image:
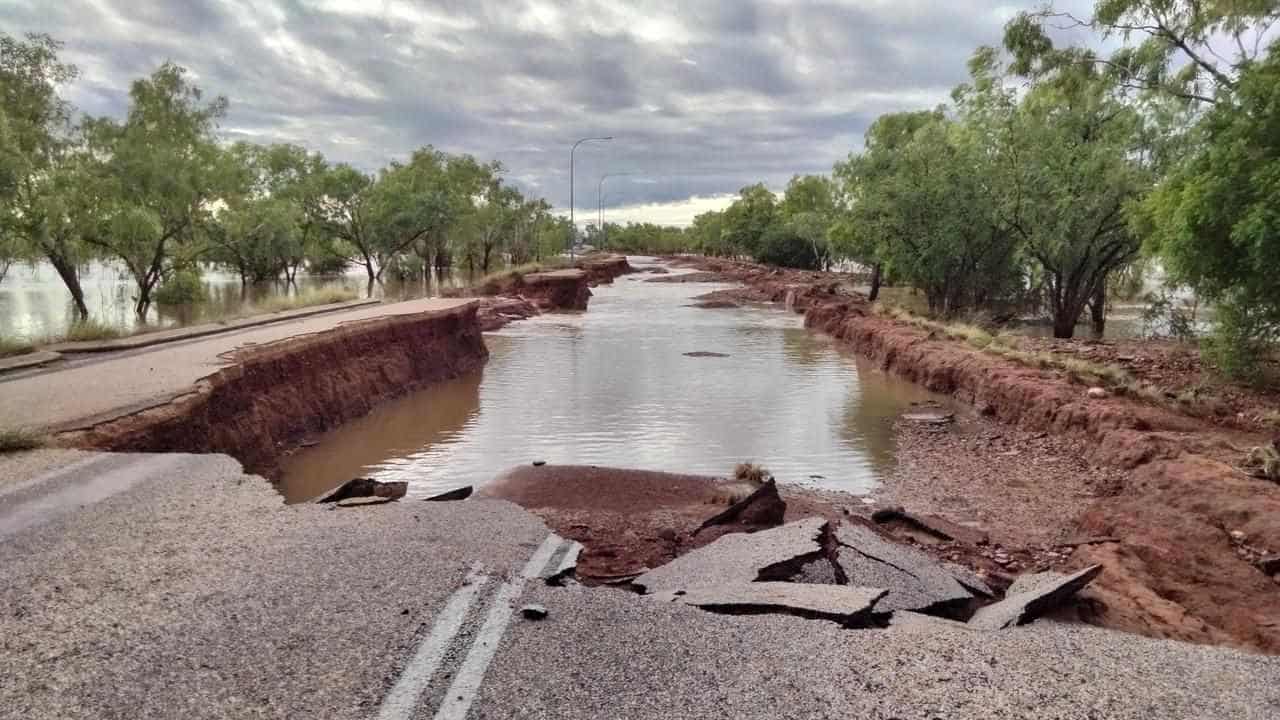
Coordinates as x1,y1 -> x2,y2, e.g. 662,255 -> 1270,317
654,583 -> 887,627
634,517 -> 827,594
968,565 -> 1103,630
835,522 -> 971,613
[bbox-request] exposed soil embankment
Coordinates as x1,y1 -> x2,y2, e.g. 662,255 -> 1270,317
59,302 -> 488,477
460,255 -> 635,331
676,256 -> 1280,653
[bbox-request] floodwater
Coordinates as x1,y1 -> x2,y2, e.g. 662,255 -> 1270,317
278,258 -> 947,503
0,261 -> 469,341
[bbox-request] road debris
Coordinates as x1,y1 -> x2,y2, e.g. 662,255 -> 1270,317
317,477 -> 408,504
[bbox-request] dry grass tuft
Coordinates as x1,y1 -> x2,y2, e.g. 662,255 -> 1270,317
0,428 -> 47,453
733,462 -> 771,485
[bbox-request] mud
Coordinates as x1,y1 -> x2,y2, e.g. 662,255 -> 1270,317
674,256 -> 1280,654
479,464 -> 845,583
58,303 -> 489,477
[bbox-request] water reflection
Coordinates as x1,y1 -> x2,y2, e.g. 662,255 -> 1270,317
279,260 -> 950,502
278,369 -> 483,502
0,261 -> 472,341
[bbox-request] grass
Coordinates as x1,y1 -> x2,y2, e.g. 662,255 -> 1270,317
247,288 -> 358,315
54,319 -> 123,343
0,337 -> 36,359
877,304 -> 1140,388
0,428 -> 47,453
476,259 -> 571,286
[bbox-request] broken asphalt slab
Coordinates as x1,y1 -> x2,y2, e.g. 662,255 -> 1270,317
653,583 -> 887,627
968,565 -> 1103,630
834,522 -> 972,614
316,477 -> 408,504
633,517 -> 827,594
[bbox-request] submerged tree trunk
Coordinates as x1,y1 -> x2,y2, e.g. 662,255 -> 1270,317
1089,283 -> 1107,337
868,263 -> 882,302
48,254 -> 90,321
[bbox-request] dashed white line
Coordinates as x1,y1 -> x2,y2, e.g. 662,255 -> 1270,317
433,533 -> 566,720
375,566 -> 490,720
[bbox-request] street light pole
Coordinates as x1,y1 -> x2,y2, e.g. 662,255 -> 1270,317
569,136 -> 612,259
597,172 -> 634,250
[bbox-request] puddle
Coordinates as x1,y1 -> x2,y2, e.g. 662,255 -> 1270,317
278,259 -> 949,502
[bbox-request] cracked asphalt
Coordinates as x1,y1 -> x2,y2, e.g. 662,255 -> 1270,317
3,450 -> 1279,719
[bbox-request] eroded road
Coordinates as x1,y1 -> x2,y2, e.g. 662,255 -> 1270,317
3,450 -> 1279,719
0,297 -> 474,432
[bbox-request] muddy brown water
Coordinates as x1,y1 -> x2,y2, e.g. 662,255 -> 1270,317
278,258 -> 948,503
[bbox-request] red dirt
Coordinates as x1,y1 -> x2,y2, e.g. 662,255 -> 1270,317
1017,335 -> 1280,434
480,464 -> 841,582
676,256 -> 1280,654
58,303 -> 489,477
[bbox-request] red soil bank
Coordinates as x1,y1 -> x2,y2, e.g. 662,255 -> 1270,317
679,256 -> 1280,653
59,302 -> 488,477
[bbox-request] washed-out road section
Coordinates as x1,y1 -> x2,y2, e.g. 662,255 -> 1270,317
2,449 -> 1279,719
0,297 -> 475,432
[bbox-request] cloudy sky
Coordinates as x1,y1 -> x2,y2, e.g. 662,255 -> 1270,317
2,0 -> 1092,225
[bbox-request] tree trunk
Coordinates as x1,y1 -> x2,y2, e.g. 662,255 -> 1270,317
868,263 -> 882,302
48,254 -> 89,321
1089,283 -> 1107,337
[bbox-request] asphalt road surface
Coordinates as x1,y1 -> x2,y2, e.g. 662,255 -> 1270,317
2,450 -> 1279,719
0,297 -> 473,432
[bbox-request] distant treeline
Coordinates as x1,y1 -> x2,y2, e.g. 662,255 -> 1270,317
0,33 -> 571,320
594,2 -> 1280,381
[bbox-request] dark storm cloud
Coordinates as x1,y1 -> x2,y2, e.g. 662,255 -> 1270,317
0,0 -> 1094,220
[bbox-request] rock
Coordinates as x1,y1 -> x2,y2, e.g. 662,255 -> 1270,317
1230,530 -> 1247,542
687,301 -> 739,309
544,541 -> 585,586
317,478 -> 408,504
1258,555 -> 1280,575
902,411 -> 955,425
653,583 -> 887,628
520,604 -> 548,620
968,565 -> 1104,630
683,351 -> 731,358
424,485 -> 473,502
834,522 -> 972,614
694,479 -> 787,535
1087,387 -> 1109,399
532,460 -> 546,467
635,517 -> 827,594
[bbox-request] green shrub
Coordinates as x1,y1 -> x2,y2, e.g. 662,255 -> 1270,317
1201,298 -> 1279,385
154,268 -> 206,305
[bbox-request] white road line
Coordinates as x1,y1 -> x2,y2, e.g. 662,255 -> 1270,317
433,534 -> 566,720
375,566 -> 490,720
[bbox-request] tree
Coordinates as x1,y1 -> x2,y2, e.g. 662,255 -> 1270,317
688,210 -> 728,256
1008,1 -> 1279,105
973,43 -> 1151,338
832,110 -> 943,301
779,175 -> 836,269
834,108 -> 1021,315
721,184 -> 777,258
83,63 -> 227,316
312,163 -> 375,287
0,32 -> 94,317
1142,45 -> 1280,379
